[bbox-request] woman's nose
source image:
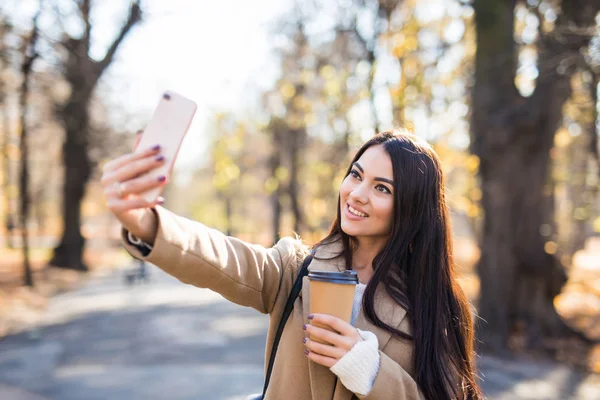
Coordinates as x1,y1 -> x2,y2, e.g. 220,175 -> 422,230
349,184 -> 368,204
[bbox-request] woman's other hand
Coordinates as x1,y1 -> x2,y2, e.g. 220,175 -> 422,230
303,314 -> 363,368
101,133 -> 167,244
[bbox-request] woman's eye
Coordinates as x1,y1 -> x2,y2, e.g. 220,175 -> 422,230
350,170 -> 361,179
376,185 -> 391,194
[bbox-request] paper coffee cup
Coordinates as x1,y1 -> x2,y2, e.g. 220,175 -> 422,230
308,270 -> 358,344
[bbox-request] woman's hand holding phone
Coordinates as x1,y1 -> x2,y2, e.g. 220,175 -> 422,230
101,135 -> 166,245
102,90 -> 197,244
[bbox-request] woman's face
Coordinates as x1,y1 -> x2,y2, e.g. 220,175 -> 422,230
339,144 -> 394,244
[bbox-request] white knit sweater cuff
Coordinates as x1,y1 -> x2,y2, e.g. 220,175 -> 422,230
330,329 -> 380,396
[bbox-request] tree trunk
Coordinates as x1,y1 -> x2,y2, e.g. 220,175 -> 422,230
0,23 -> 15,249
289,129 -> 305,234
271,190 -> 282,244
471,0 -> 598,352
564,125 -> 593,259
269,119 -> 284,244
18,11 -> 40,286
509,129 -> 567,347
50,89 -> 92,271
224,195 -> 233,237
366,49 -> 379,135
50,121 -> 92,271
1,92 -> 15,249
590,72 -> 600,178
19,121 -> 33,285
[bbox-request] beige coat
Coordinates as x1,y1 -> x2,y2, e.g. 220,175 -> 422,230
123,206 -> 425,399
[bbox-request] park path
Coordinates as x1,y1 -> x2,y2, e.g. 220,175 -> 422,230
0,263 -> 598,399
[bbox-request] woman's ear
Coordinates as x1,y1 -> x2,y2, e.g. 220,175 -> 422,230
133,129 -> 143,151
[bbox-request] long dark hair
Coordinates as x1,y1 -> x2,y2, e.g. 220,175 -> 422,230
316,131 -> 482,399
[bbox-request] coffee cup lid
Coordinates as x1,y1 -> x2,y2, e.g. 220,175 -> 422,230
308,270 -> 358,284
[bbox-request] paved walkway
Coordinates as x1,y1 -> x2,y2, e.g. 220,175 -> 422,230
0,264 -> 598,399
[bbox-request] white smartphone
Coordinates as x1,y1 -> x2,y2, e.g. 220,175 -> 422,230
136,90 -> 197,203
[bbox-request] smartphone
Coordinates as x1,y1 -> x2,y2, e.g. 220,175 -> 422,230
136,90 -> 197,203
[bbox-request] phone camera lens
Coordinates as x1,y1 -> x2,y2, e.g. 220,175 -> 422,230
163,93 -> 171,100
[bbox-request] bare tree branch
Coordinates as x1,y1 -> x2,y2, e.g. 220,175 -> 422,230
97,0 -> 142,75
76,0 -> 92,47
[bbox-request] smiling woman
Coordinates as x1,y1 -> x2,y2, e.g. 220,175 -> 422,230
102,129 -> 483,399
314,131 -> 483,399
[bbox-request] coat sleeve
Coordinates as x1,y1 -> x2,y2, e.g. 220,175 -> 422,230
121,206 -> 302,314
357,351 -> 425,400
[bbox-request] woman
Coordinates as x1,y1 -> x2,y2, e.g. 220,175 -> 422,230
102,130 -> 483,399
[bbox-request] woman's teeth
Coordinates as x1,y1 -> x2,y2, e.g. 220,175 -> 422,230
349,205 -> 367,217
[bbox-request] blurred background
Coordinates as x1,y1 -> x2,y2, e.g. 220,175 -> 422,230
0,0 -> 599,399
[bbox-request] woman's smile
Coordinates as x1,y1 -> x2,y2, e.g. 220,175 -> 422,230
345,203 -> 369,220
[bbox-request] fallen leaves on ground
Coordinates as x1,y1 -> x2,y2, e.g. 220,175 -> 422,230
0,243 -> 131,338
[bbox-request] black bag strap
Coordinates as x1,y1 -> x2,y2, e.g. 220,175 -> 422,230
261,250 -> 314,398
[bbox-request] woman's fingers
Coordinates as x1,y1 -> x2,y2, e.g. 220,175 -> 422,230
304,337 -> 346,360
304,323 -> 353,350
113,172 -> 167,199
303,316 -> 365,368
305,348 -> 337,369
308,314 -> 362,343
102,152 -> 166,190
101,144 -> 160,183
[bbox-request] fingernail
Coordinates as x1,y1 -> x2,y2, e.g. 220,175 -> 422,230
307,314 -> 314,320
304,349 -> 309,355
152,145 -> 160,151
302,337 -> 307,344
303,324 -> 308,330
156,155 -> 165,162
158,175 -> 166,182
157,198 -> 165,205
